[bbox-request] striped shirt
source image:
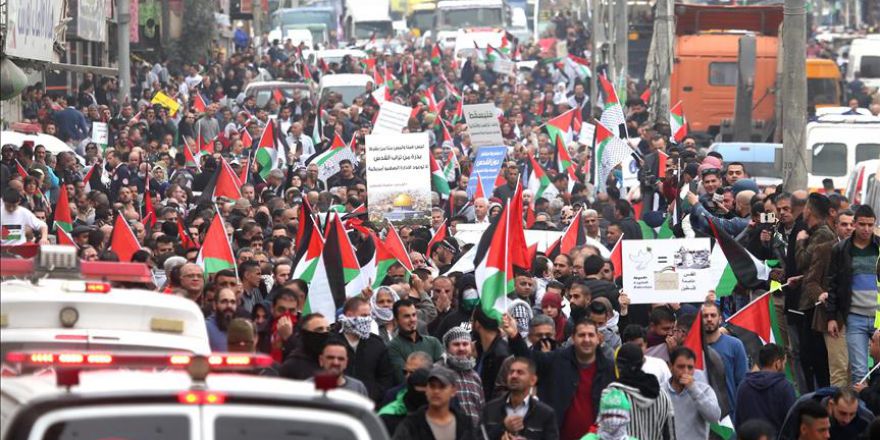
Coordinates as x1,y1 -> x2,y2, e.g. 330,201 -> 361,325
605,382 -> 676,440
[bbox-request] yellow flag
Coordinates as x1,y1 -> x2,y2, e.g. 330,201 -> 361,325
150,91 -> 180,116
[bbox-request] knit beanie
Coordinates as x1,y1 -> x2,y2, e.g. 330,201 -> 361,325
443,325 -> 472,348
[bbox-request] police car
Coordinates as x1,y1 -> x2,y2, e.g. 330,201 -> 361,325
1,245 -> 210,371
0,352 -> 389,440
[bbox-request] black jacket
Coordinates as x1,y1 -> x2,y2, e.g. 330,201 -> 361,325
342,333 -> 396,405
391,406 -> 476,440
481,394 -> 559,440
582,278 -> 620,310
618,216 -> 644,240
509,333 -> 615,428
825,235 -> 880,322
277,347 -> 320,380
476,334 -> 511,402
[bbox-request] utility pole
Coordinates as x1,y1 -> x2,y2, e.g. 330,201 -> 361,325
117,0 -> 131,103
613,0 -> 628,89
733,35 -> 756,141
590,0 -> 601,109
649,0 -> 673,126
782,0 -> 808,191
253,0 -> 263,39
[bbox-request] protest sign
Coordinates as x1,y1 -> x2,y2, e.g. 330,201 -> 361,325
577,120 -> 595,146
150,91 -> 180,116
91,122 -> 108,149
466,145 -> 507,199
623,238 -> 714,304
372,101 -> 412,134
463,103 -> 504,147
365,132 -> 432,225
620,155 -> 639,191
492,58 -> 516,77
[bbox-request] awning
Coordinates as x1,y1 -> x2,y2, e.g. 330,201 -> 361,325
47,62 -> 119,76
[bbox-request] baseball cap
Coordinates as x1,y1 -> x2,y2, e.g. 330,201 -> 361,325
428,365 -> 456,387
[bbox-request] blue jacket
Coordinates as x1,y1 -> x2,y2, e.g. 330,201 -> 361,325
205,315 -> 227,352
53,107 -> 89,142
734,370 -> 796,432
689,202 -> 749,238
509,333 -> 615,428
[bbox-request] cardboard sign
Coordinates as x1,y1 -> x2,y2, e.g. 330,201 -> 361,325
463,103 -> 504,147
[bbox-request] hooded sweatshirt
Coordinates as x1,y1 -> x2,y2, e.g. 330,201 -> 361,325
607,372 -> 676,440
734,370 -> 797,431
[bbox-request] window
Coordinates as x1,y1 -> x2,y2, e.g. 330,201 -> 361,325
811,143 -> 847,176
43,415 -> 189,440
856,144 -> 880,163
807,78 -> 839,107
859,55 -> 880,78
215,416 -> 358,440
709,62 -> 737,86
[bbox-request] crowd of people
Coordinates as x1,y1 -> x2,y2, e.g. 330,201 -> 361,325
2,13 -> 880,440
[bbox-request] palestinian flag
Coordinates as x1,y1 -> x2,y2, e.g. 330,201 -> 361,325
305,133 -> 358,182
443,150 -> 459,182
300,59 -> 314,83
322,213 -> 366,305
177,217 -> 198,250
640,88 -> 651,104
110,213 -> 142,262
527,153 -> 557,200
474,174 -> 486,200
486,44 -> 504,63
544,108 -> 575,144
683,309 -> 737,438
440,119 -> 455,149
240,126 -> 253,148
707,217 -> 770,290
610,235 -> 624,278
255,121 -> 280,180
197,133 -> 216,155
558,208 -> 586,255
657,150 -> 670,179
525,204 -> 536,228
192,93 -> 207,113
592,120 -> 617,191
430,154 -> 451,198
670,101 -> 688,144
727,291 -> 783,346
293,198 -> 318,267
451,99 -> 464,125
53,184 -> 72,233
292,214 -> 324,283
201,157 -> 242,201
183,143 -> 201,170
238,154 -> 250,186
473,198 -> 513,320
598,73 -> 627,137
556,135 -> 577,180
56,227 -> 77,248
565,54 -> 591,79
143,175 -> 157,228
507,181 -> 530,271
82,164 -> 100,193
311,110 -> 323,145
656,216 -> 675,239
196,212 -> 236,278
370,234 -> 398,288
385,225 -> 414,272
426,223 -> 447,260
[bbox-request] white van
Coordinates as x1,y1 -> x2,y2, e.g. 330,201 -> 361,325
806,115 -> 880,191
846,35 -> 880,89
318,73 -> 373,106
0,353 -> 388,440
845,159 -> 880,209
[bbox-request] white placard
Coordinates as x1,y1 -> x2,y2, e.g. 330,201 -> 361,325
463,103 -> 504,147
623,238 -> 714,304
91,122 -> 108,147
76,0 -> 107,42
5,0 -> 65,62
454,223 -> 610,257
492,58 -> 516,77
365,132 -> 432,225
372,101 -> 412,135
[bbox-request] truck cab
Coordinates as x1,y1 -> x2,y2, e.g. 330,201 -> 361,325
435,0 -> 510,48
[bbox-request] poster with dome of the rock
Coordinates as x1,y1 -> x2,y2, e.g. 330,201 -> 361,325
365,132 -> 432,225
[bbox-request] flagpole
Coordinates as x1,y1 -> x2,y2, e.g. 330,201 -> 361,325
723,280 -> 791,322
860,363 -> 879,384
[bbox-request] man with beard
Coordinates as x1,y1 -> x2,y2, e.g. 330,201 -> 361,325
206,288 -> 237,351
392,366 -> 477,440
307,339 -> 369,397
437,326 -> 484,429
337,297 -> 395,404
702,301 -> 748,421
279,313 -> 330,379
482,357 -> 559,440
472,307 -> 510,401
388,298 -> 444,383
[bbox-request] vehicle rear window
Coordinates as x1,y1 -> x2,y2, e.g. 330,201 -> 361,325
860,55 -> 880,78
215,416 -> 358,440
856,144 -> 880,163
709,62 -> 737,86
807,78 -> 839,107
811,143 -> 848,177
42,415 -> 189,440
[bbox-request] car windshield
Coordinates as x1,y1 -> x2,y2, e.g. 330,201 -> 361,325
410,11 -> 434,31
42,414 -> 189,440
712,145 -> 781,178
439,8 -> 503,29
354,21 -> 393,39
860,55 -> 880,78
321,85 -> 366,105
811,142 -> 848,177
276,11 -> 334,29
807,78 -> 839,108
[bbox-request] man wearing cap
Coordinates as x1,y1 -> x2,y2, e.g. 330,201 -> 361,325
473,307 -> 510,401
438,326 -> 485,429
392,366 -> 476,440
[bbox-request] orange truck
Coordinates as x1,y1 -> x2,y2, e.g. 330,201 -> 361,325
670,4 -> 782,141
